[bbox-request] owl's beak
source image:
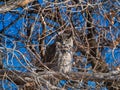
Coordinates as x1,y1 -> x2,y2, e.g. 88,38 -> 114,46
62,42 -> 66,45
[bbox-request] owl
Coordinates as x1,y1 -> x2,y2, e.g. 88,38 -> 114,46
44,30 -> 73,73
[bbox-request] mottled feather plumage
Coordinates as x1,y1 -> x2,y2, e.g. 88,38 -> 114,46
45,31 -> 73,73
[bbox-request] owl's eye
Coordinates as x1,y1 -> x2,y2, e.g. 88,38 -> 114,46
57,37 -> 61,42
65,40 -> 70,44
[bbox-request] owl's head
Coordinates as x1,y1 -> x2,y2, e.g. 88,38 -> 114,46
56,31 -> 73,48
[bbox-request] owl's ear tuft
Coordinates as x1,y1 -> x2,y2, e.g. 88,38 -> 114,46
57,34 -> 62,39
66,31 -> 73,39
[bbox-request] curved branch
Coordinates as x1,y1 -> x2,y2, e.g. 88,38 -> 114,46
0,0 -> 35,13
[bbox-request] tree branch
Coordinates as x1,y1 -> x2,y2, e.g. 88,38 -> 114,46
0,0 -> 35,13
